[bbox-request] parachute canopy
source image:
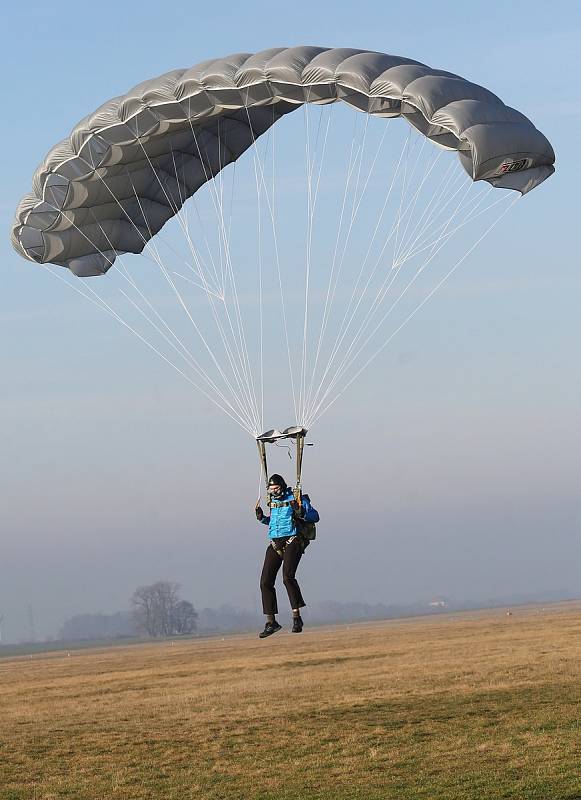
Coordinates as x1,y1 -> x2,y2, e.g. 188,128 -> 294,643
12,46 -> 554,277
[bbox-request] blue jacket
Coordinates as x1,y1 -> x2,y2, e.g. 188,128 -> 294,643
260,488 -> 319,540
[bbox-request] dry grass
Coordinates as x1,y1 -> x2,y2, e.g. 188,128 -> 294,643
1,603 -> 580,799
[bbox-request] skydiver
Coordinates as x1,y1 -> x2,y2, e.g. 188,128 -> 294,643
255,473 -> 319,638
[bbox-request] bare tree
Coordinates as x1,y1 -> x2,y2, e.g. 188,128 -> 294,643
131,581 -> 197,637
171,600 -> 198,635
132,585 -> 158,637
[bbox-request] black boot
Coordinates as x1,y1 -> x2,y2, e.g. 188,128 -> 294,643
259,620 -> 282,639
292,615 -> 303,633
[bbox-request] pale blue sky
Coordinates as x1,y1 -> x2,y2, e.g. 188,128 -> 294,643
1,0 -> 580,640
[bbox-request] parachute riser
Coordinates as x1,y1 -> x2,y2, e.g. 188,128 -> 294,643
257,439 -> 269,489
255,426 -> 308,505
294,434 -> 305,505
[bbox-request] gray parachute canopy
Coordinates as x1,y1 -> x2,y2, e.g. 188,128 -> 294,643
12,46 -> 554,277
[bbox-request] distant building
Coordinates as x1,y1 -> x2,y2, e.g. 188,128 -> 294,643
429,598 -> 449,609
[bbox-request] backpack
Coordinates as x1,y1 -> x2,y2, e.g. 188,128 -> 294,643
295,516 -> 317,543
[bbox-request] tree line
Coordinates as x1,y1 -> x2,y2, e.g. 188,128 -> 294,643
131,581 -> 197,637
59,581 -> 197,640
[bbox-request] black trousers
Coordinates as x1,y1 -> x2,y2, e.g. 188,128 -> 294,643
260,537 -> 305,615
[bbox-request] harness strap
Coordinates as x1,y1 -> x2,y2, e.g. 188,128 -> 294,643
271,535 -> 297,558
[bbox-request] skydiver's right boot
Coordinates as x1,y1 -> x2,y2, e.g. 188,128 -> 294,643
259,618 -> 282,638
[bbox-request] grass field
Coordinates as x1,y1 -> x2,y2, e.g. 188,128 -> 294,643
1,603 -> 580,800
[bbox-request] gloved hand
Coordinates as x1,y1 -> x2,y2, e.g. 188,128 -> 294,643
291,500 -> 304,518
255,505 -> 264,521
